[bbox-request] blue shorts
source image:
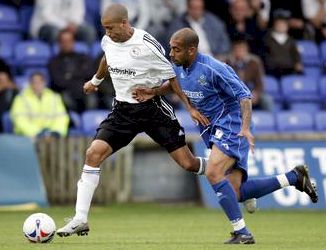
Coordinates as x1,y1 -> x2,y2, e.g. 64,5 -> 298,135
200,111 -> 249,182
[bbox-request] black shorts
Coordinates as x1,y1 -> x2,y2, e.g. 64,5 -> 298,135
94,96 -> 186,153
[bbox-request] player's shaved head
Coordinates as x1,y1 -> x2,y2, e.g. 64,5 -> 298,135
171,28 -> 199,49
102,3 -> 128,22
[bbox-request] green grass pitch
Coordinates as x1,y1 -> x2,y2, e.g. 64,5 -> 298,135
1,203 -> 325,250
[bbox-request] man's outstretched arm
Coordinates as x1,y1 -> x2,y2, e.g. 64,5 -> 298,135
132,77 -> 209,126
84,55 -> 108,94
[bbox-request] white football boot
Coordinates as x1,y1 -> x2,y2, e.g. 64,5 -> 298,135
57,218 -> 89,237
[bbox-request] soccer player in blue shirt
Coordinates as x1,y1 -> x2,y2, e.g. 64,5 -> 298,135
133,28 -> 318,244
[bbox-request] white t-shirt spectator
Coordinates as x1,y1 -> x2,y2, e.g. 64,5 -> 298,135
30,0 -> 85,38
302,0 -> 326,23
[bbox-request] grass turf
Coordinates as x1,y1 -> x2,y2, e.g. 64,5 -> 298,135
0,203 -> 325,250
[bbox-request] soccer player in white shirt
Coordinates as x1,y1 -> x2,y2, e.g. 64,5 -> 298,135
57,3 -> 210,237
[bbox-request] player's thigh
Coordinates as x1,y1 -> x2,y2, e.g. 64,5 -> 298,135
95,109 -> 140,153
145,115 -> 186,154
206,144 -> 236,183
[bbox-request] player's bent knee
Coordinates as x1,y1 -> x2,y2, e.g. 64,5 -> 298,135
85,146 -> 104,166
205,164 -> 225,184
180,160 -> 198,172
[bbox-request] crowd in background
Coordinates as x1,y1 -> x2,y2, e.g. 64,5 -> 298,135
0,0 -> 325,137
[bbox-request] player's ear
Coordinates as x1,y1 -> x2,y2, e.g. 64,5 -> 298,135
188,46 -> 196,56
121,18 -> 128,27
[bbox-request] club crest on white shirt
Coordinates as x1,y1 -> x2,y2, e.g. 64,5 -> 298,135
130,46 -> 141,58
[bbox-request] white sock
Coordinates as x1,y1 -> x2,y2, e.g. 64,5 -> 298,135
196,157 -> 207,175
276,174 -> 290,188
74,165 -> 100,223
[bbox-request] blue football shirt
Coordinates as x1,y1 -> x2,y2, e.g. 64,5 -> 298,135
173,53 -> 252,177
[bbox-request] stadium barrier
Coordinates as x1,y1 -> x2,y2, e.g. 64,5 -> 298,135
0,135 -> 48,207
36,137 -> 133,204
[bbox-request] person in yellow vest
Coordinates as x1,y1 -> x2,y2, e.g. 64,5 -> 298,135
10,72 -> 69,137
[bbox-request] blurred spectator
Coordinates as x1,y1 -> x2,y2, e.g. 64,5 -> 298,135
247,0 -> 271,29
0,57 -> 12,79
147,0 -> 187,42
269,0 -> 305,39
10,72 -> 69,137
48,29 -> 96,113
226,38 -> 273,111
30,0 -> 96,44
167,0 -> 230,57
302,0 -> 326,43
263,10 -> 303,78
0,72 -> 18,133
227,0 -> 265,56
204,0 -> 229,23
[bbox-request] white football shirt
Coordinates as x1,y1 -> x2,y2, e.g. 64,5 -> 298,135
101,28 -> 176,103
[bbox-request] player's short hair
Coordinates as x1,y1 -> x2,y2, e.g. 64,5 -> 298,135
172,28 -> 199,49
102,3 -> 128,22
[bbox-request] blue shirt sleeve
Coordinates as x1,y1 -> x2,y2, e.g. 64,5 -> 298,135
210,61 -> 252,101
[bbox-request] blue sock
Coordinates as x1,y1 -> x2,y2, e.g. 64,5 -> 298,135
285,170 -> 298,185
239,177 -> 280,202
240,171 -> 299,202
212,179 -> 250,235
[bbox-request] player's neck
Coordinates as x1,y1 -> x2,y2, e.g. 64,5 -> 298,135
183,54 -> 197,69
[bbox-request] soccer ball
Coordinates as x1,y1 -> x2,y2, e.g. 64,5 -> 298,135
23,213 -> 56,243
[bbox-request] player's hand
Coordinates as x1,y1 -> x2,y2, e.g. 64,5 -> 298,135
238,129 -> 255,154
189,107 -> 210,127
83,81 -> 98,94
132,87 -> 155,102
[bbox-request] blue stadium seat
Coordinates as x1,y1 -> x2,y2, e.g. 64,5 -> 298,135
15,41 -> 52,67
296,40 -> 320,66
280,75 -> 319,102
69,111 -> 82,135
304,66 -> 321,78
91,41 -> 102,58
19,5 -> 33,35
320,76 -> 326,101
264,75 -> 282,101
0,32 -> 22,45
0,4 -> 20,31
14,75 -> 29,89
315,112 -> 326,131
252,111 -> 276,134
0,42 -> 13,61
85,0 -> 101,29
52,41 -> 90,55
1,112 -> 13,133
290,102 -> 320,112
175,109 -> 198,135
81,110 -> 108,135
321,41 -> 326,65
276,111 -> 314,133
